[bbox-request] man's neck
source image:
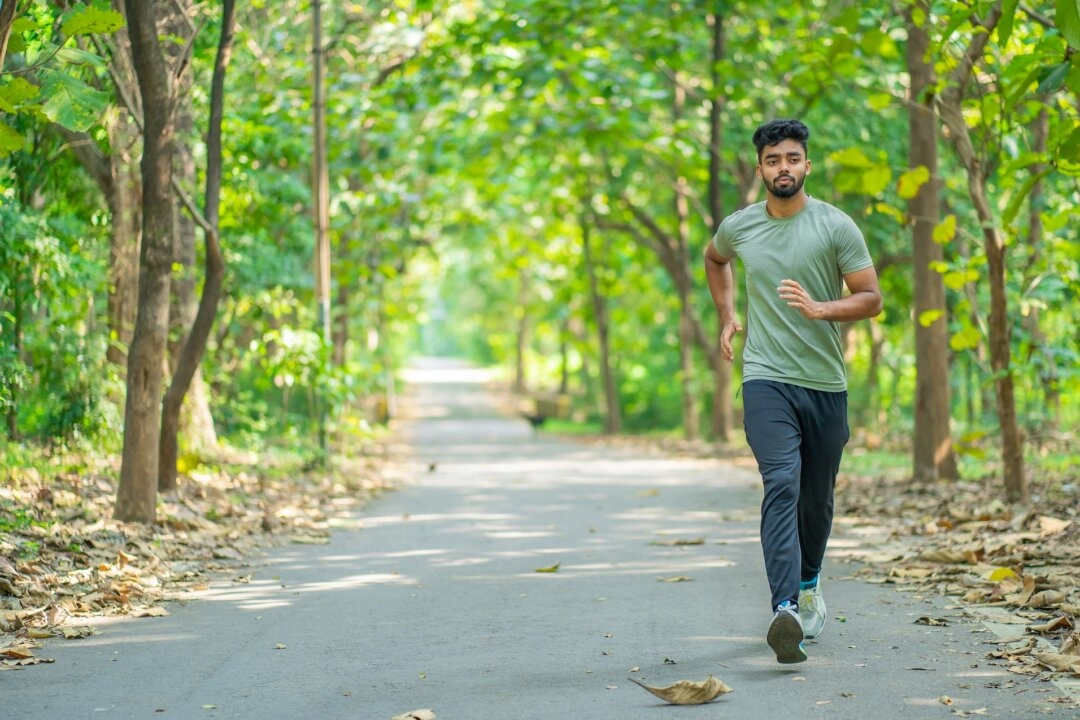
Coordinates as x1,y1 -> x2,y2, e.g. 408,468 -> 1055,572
765,192 -> 809,219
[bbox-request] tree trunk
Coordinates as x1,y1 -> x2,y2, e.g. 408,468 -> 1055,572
0,0 -> 17,71
167,16 -> 218,457
159,0 -> 235,492
1023,108 -> 1059,433
115,0 -> 177,522
937,2 -> 1024,502
671,72 -> 698,440
105,111 -> 142,367
707,9 -> 733,442
582,220 -> 621,434
5,280 -> 22,439
514,272 -> 528,393
906,3 -> 957,483
940,119 -> 1025,502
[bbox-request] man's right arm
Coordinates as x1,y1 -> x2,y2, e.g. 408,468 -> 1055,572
704,242 -> 742,363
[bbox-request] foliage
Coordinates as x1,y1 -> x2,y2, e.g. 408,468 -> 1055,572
0,0 -> 1075,496
0,1 -> 121,156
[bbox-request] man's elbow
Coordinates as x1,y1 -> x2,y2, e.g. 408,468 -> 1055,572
868,291 -> 883,317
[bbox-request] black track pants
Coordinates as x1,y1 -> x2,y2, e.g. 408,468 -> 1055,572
742,380 -> 850,611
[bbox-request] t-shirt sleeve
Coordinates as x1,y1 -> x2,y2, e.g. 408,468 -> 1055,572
712,218 -> 736,259
834,215 -> 873,275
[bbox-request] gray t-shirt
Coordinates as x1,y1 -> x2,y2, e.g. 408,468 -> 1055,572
712,197 -> 874,392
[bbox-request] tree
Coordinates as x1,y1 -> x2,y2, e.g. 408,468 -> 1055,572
114,0 -> 177,522
935,3 -> 1024,500
158,0 -> 236,493
905,0 -> 958,483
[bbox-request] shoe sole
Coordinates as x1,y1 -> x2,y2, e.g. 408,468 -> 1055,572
767,613 -> 807,664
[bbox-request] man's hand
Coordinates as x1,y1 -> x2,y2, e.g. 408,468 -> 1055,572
777,279 -> 824,320
720,319 -> 743,363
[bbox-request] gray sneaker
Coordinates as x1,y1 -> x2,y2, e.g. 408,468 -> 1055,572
799,582 -> 826,639
767,601 -> 807,664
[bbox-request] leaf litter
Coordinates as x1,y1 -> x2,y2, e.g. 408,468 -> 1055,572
1,446 -> 398,668
834,456 -> 1080,700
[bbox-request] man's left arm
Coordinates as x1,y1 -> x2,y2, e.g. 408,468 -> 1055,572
778,266 -> 883,322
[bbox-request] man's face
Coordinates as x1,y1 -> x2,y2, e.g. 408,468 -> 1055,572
757,139 -> 810,199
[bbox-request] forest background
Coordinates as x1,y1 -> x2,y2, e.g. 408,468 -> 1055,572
0,0 -> 1078,648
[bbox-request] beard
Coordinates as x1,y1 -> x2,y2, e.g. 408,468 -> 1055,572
764,173 -> 805,199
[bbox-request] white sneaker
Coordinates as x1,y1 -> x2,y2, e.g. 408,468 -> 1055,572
767,601 -> 807,663
799,581 -> 826,639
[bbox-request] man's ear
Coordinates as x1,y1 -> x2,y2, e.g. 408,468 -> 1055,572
806,160 -> 812,175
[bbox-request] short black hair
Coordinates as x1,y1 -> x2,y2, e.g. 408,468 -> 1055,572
752,119 -> 810,159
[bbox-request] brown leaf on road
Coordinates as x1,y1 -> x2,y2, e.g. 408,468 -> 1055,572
1027,616 -> 1073,634
131,606 -> 169,618
1026,590 -> 1066,609
390,710 -> 435,720
1033,652 -> 1080,675
629,675 -> 733,705
914,616 -> 949,627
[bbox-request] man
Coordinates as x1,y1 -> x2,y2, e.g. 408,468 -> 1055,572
704,119 -> 882,664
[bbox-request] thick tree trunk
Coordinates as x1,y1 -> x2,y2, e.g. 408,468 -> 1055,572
707,9 -> 733,442
159,0 -> 235,492
115,0 -> 177,522
906,4 -> 958,483
582,221 -> 621,434
106,155 -> 141,366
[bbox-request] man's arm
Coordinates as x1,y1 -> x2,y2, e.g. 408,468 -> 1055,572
777,266 -> 883,322
704,242 -> 743,362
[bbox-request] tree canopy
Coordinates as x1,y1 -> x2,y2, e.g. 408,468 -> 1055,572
0,0 -> 1077,516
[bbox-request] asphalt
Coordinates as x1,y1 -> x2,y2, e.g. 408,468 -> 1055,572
2,358 -> 1075,719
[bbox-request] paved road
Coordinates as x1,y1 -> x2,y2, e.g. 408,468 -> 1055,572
3,359 -> 1072,719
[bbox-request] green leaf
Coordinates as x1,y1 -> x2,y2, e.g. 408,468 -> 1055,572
1037,62 -> 1070,93
60,4 -> 124,38
1056,0 -> 1080,49
861,165 -> 892,195
998,0 -> 1020,46
38,69 -> 111,132
1002,168 -> 1054,227
872,202 -> 906,223
943,269 -> 978,291
868,93 -> 893,111
1059,126 -> 1080,163
950,326 -> 982,352
829,147 -> 873,168
11,17 -> 37,33
0,123 -> 26,157
897,165 -> 931,199
55,48 -> 108,70
933,214 -> 957,244
0,78 -> 42,110
918,309 -> 944,327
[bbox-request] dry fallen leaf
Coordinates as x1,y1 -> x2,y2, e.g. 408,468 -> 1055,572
658,576 -> 695,583
131,606 -> 169,618
391,710 -> 435,720
629,675 -> 733,705
1027,590 -> 1066,608
1033,652 -> 1080,674
1027,616 -> 1073,634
